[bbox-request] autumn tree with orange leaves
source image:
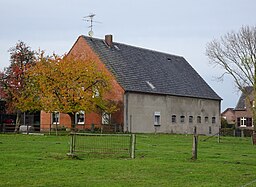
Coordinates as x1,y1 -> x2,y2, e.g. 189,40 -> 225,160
0,41 -> 36,132
21,53 -> 117,128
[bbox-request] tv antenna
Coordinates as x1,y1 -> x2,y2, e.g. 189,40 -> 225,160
83,13 -> 101,37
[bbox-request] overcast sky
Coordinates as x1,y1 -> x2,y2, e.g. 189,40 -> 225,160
1,0 -> 256,111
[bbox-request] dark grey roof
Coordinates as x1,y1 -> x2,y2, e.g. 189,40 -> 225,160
235,86 -> 253,110
82,35 -> 221,100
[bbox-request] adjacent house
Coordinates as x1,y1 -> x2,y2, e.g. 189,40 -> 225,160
234,86 -> 254,129
40,35 -> 222,135
221,108 -> 235,126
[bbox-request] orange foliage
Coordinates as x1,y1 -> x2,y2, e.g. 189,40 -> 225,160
21,53 -> 116,116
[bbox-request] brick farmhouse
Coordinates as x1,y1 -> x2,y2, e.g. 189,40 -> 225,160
221,87 -> 256,130
40,35 -> 222,135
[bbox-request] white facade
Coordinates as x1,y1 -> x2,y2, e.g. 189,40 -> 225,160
124,92 -> 221,135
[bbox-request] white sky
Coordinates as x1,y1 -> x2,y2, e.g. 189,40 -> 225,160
1,0 -> 256,111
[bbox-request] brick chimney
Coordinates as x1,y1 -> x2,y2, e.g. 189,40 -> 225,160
105,34 -> 113,47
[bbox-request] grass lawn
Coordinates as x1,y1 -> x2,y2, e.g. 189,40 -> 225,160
0,133 -> 256,187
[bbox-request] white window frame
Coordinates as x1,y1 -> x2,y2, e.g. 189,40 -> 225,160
102,112 -> 111,125
240,117 -> 247,127
52,111 -> 60,124
75,111 -> 85,124
154,112 -> 161,126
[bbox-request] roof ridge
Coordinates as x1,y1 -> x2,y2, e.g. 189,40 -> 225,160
81,35 -> 183,59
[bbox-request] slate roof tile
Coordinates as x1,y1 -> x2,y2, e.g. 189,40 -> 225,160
82,36 -> 221,100
235,86 -> 253,110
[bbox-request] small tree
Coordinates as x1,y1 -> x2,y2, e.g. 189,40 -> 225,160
206,25 -> 256,133
22,53 -> 116,129
0,41 -> 36,132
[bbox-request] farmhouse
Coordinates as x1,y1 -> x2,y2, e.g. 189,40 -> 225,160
40,35 -> 222,135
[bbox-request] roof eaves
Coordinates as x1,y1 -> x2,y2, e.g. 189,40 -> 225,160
125,90 -> 222,101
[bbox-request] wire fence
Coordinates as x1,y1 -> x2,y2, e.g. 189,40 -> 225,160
68,132 -> 136,159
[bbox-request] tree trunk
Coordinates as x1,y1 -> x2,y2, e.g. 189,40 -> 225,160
68,112 -> 76,132
14,110 -> 21,133
252,68 -> 256,144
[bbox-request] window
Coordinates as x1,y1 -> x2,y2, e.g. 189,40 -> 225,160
52,112 -> 60,124
212,117 -> 216,124
171,115 -> 176,123
75,111 -> 85,124
237,117 -> 241,126
247,118 -> 252,127
205,116 -> 209,123
189,116 -> 193,123
197,116 -> 201,123
154,112 -> 161,126
209,126 -> 212,134
238,117 -> 252,127
180,116 -> 185,123
102,112 -> 111,125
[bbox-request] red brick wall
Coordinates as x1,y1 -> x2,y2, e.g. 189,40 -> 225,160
40,111 -> 72,131
40,36 -> 124,131
221,109 -> 235,124
40,111 -> 50,131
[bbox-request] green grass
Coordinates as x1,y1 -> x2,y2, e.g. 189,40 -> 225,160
0,133 -> 256,187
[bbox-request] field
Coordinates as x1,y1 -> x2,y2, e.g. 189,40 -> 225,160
0,133 -> 256,187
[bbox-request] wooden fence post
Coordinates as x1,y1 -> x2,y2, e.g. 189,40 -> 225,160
130,134 -> 136,159
67,133 -> 76,158
192,126 -> 198,160
218,128 -> 220,143
252,132 -> 256,145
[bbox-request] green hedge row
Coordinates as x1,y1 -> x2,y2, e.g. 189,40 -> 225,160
220,128 -> 254,137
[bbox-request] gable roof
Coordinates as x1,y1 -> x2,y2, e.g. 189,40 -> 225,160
235,86 -> 253,110
221,108 -> 234,115
81,35 -> 221,101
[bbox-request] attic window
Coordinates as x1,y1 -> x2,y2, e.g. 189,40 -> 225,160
146,81 -> 155,90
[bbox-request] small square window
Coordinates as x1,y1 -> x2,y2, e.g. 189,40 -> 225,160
197,116 -> 201,123
154,112 -> 161,126
209,126 -> 212,134
172,115 -> 176,123
205,116 -> 209,123
180,116 -> 185,123
189,116 -> 193,123
212,117 -> 216,124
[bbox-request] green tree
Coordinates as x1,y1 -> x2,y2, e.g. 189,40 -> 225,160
206,26 -> 256,133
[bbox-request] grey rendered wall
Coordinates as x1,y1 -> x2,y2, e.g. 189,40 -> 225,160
124,92 -> 220,135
